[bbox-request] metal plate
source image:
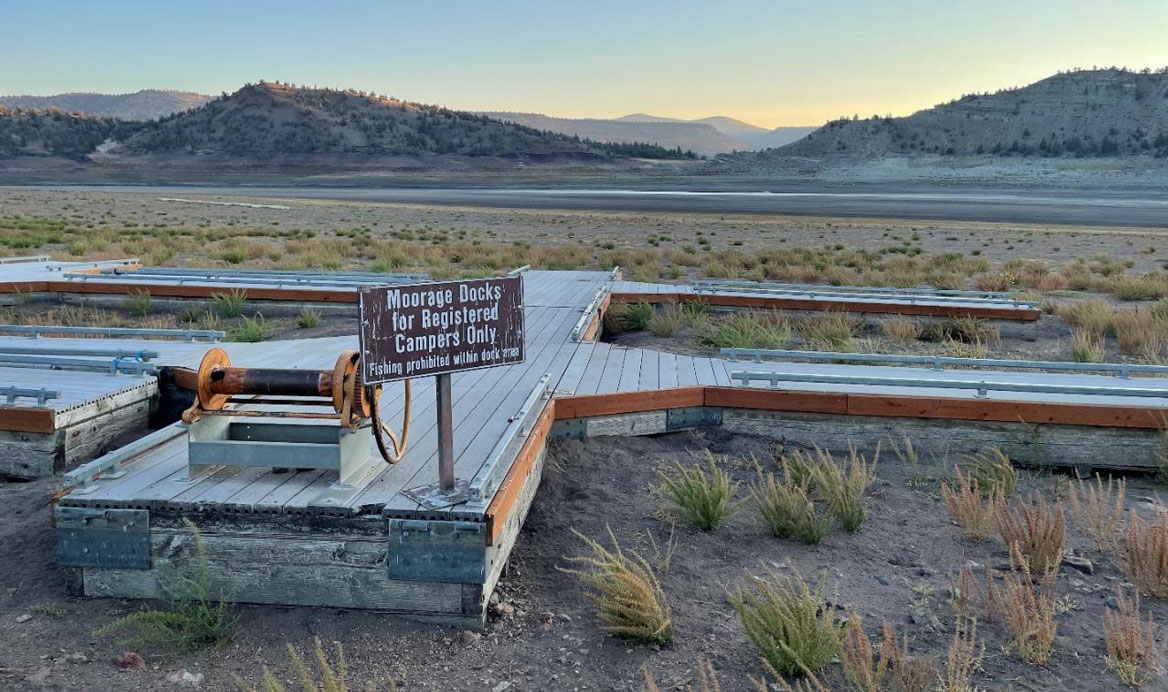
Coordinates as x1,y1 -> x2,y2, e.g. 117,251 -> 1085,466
666,406 -> 723,431
387,519 -> 486,584
57,507 -> 151,569
400,478 -> 470,510
548,418 -> 587,440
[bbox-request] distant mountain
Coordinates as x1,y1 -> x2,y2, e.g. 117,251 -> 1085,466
0,89 -> 212,121
614,113 -> 815,150
0,82 -> 695,166
726,68 -> 1168,168
482,111 -> 733,156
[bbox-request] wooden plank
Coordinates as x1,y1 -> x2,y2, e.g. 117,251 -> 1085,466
639,348 -> 660,392
675,355 -> 699,387
554,387 -> 705,419
0,405 -> 54,433
704,386 -> 849,414
576,344 -> 611,396
658,351 -> 679,390
845,393 -> 1168,430
617,348 -> 643,393
595,346 -> 627,395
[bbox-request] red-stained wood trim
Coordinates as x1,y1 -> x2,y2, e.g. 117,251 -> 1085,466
485,399 -> 556,546
0,281 -> 358,304
608,292 -> 1040,321
0,406 -> 55,433
553,387 -> 705,419
703,386 -> 849,414
845,393 -> 1166,430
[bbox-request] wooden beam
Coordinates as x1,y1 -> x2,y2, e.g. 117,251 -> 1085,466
608,292 -> 1040,321
485,399 -> 556,546
704,386 -> 849,414
554,387 -> 705,418
0,406 -> 55,433
845,393 -> 1167,430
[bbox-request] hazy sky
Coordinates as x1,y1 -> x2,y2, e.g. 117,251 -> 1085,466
5,1 -> 1166,128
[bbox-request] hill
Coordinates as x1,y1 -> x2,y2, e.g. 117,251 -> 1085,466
0,90 -> 212,121
0,107 -> 140,159
615,113 -> 814,150
482,111 -> 734,156
733,68 -> 1168,165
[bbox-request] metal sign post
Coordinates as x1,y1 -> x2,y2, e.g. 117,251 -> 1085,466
359,276 -> 525,507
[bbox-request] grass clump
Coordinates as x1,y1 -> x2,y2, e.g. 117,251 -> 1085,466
799,311 -> 862,350
750,465 -> 831,544
658,451 -> 738,531
211,288 -> 248,318
124,289 -> 152,316
1068,474 -> 1126,555
95,519 -> 235,654
879,315 -> 923,344
808,444 -> 878,533
696,310 -> 791,350
234,637 -> 398,692
957,448 -> 1017,498
939,620 -> 984,692
296,308 -> 322,329
841,616 -> 935,692
996,493 -> 1066,575
941,469 -> 999,541
1070,327 -> 1105,362
625,301 -> 655,330
603,301 -> 654,333
1058,298 -> 1115,335
1103,588 -> 1162,687
1126,514 -> 1168,598
648,303 -> 686,337
1114,308 -> 1166,359
985,544 -> 1059,665
729,566 -> 846,677
560,527 -> 672,642
228,314 -> 271,343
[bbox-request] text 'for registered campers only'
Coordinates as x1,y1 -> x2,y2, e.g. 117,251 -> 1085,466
359,276 -> 525,384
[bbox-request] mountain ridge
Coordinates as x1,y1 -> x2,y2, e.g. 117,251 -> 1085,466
0,89 -> 213,121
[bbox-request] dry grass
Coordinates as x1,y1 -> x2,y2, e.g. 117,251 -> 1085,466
750,467 -> 831,544
841,617 -> 935,692
941,469 -> 999,541
996,493 -> 1066,575
1058,298 -> 1116,336
648,303 -> 686,337
1114,308 -> 1166,359
1068,474 -> 1126,555
1070,326 -> 1106,362
695,310 -> 791,350
234,637 -> 396,692
808,444 -> 878,533
1126,513 -> 1168,599
986,544 -> 1059,665
658,451 -> 738,531
958,448 -> 1017,498
560,527 -> 672,642
879,315 -> 923,344
948,565 -> 976,622
799,311 -> 863,351
938,619 -> 985,692
1103,587 -> 1162,687
729,566 -> 846,677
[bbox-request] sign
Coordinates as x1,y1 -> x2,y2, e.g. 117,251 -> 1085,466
359,276 -> 525,384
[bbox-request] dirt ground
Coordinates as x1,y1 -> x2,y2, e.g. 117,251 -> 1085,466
2,429 -> 1166,692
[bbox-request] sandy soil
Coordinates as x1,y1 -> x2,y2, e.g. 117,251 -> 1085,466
1,430 -> 1165,691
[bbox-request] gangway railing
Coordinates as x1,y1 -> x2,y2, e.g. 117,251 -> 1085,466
693,280 -> 1035,307
0,325 -> 224,342
0,386 -> 61,406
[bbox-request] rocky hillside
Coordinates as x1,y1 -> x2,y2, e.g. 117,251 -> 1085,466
0,90 -> 212,121
483,111 -> 729,156
734,68 -> 1168,164
0,107 -> 141,159
616,114 -> 815,150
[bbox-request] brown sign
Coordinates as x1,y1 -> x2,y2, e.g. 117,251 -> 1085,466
359,276 -> 525,384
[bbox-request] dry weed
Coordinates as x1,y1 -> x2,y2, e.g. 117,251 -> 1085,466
1126,513 -> 1168,598
942,469 -> 999,541
1103,587 -> 1162,687
1068,474 -> 1126,555
986,544 -> 1059,665
996,493 -> 1066,575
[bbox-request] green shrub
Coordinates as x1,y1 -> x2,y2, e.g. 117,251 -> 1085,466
297,308 -> 322,329
648,303 -> 685,337
808,445 -> 878,533
95,519 -> 235,653
124,289 -> 152,316
659,451 -> 738,531
750,467 -> 831,544
228,314 -> 271,342
696,310 -> 791,349
729,566 -> 847,677
625,301 -> 655,330
211,288 -> 247,318
959,448 -> 1017,498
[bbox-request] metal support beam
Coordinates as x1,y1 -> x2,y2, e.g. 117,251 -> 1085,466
436,372 -> 454,492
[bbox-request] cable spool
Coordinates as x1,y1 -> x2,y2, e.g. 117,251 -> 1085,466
178,348 -> 411,464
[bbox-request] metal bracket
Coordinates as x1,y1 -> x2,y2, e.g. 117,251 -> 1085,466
548,418 -> 587,440
56,507 -> 151,569
666,406 -> 723,431
401,478 -> 471,510
387,518 -> 486,584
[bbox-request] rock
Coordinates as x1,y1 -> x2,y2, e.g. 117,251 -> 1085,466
1063,555 -> 1094,575
63,652 -> 88,664
166,669 -> 205,686
113,652 -> 146,671
1105,595 -> 1120,610
916,567 -> 938,577
557,613 -> 572,623
489,592 -> 501,606
491,602 -> 515,618
909,603 -> 942,631
493,682 -> 512,692
15,614 -> 32,623
876,576 -> 891,586
26,667 -> 51,684
460,630 -> 482,645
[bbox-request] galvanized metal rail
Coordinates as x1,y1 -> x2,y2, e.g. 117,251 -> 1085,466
571,285 -> 611,342
0,386 -> 61,405
692,280 -> 1035,308
0,255 -> 50,264
466,373 -> 553,504
68,273 -> 416,290
47,259 -> 139,272
0,325 -> 224,342
721,348 -> 1168,379
729,370 -> 1168,400
62,423 -> 188,492
99,267 -> 425,283
0,354 -> 155,375
694,279 -> 1017,300
0,346 -> 159,360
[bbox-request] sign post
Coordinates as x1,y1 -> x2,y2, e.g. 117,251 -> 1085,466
359,276 -> 525,505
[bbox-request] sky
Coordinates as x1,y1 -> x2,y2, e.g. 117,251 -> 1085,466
4,1 -> 1167,128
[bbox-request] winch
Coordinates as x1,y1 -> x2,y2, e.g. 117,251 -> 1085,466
172,348 -> 411,484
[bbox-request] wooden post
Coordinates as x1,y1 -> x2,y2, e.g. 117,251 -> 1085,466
436,372 -> 454,492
